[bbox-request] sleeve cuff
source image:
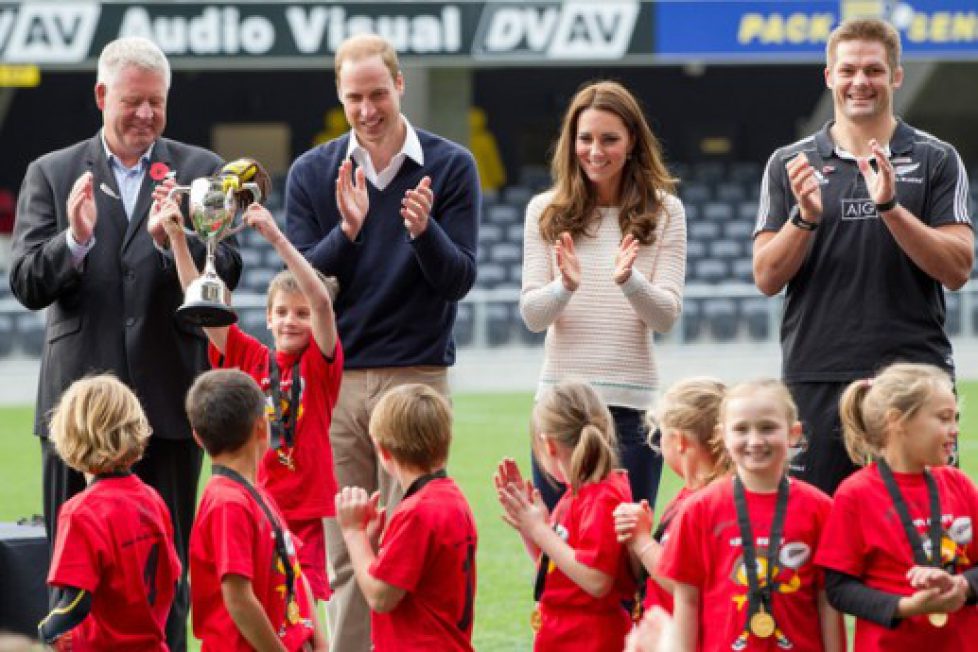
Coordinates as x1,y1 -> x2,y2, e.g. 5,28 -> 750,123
332,224 -> 362,251
153,239 -> 175,257
881,594 -> 903,628
618,268 -> 647,297
547,278 -> 574,302
963,567 -> 978,605
66,230 -> 95,268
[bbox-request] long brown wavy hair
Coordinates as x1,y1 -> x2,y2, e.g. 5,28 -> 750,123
539,81 -> 676,245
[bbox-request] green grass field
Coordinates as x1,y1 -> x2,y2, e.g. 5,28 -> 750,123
2,387 -> 977,651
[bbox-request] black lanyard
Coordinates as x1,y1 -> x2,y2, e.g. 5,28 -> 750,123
876,458 -> 945,569
212,465 -> 296,608
652,498 -> 684,542
403,468 -> 447,500
268,355 -> 302,450
92,470 -> 132,484
533,499 -> 570,602
733,475 -> 789,627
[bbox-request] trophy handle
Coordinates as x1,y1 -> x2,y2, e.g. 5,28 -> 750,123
224,182 -> 264,236
240,182 -> 263,205
166,185 -> 190,201
226,222 -> 248,237
166,185 -> 197,236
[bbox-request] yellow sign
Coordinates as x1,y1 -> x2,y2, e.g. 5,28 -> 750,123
737,13 -> 834,45
905,12 -> 978,43
0,65 -> 40,87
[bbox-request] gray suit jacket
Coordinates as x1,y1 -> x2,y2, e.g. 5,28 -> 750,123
9,133 -> 242,439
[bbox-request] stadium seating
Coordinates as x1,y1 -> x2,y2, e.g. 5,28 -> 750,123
0,314 -> 13,357
227,159 -> 952,349
454,302 -> 474,348
14,312 -> 44,356
4,164 -> 977,359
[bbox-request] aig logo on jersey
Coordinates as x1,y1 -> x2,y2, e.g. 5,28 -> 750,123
841,198 -> 879,221
472,1 -> 639,60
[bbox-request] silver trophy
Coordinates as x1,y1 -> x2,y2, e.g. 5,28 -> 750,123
168,170 -> 263,327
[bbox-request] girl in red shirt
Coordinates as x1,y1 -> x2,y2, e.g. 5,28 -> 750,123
816,362 -> 978,651
657,379 -> 844,652
495,381 -> 635,652
614,377 -> 731,616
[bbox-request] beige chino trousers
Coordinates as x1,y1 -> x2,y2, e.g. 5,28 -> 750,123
324,366 -> 449,652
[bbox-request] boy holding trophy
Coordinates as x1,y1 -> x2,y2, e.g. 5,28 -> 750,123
155,163 -> 343,604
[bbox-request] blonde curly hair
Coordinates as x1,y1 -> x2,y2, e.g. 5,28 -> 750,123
49,374 -> 151,474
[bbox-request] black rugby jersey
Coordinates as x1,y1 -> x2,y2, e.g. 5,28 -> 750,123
755,120 -> 972,382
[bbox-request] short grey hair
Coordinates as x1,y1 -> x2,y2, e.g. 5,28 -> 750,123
97,37 -> 171,90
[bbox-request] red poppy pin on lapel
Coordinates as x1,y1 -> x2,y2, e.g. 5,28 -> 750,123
149,162 -> 171,181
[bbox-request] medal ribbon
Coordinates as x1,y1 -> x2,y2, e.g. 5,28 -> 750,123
652,500 -> 683,542
876,458 -> 944,569
269,355 -> 302,450
403,468 -> 447,500
533,500 -> 570,603
212,465 -> 297,617
92,470 -> 132,483
733,474 -> 789,634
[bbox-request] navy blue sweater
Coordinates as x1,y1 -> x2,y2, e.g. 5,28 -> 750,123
285,130 -> 480,368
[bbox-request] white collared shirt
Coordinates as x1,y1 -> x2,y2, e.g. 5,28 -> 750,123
100,129 -> 155,220
345,115 -> 423,191
66,132 -> 155,264
833,143 -> 891,162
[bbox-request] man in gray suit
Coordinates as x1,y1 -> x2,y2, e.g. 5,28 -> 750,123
9,37 -> 241,651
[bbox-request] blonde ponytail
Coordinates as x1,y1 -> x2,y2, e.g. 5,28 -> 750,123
839,380 -> 878,465
569,423 -> 618,488
534,381 -> 619,490
651,377 -> 730,483
839,363 -> 953,466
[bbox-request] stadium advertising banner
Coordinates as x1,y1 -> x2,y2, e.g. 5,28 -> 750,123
0,1 -> 652,67
0,1 -> 975,68
653,0 -> 978,62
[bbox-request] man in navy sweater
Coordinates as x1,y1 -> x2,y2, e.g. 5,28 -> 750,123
285,33 -> 480,652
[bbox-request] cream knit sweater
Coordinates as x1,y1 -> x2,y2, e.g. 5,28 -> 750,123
520,190 -> 687,410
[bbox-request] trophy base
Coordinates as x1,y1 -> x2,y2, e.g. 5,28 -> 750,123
177,301 -> 238,327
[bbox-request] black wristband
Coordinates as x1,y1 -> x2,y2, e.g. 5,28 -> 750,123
875,196 -> 898,213
789,205 -> 818,231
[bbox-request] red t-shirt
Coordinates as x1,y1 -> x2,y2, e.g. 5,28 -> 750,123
210,325 -> 343,520
190,476 -> 315,652
48,474 -> 180,651
534,470 -> 635,652
658,477 -> 832,652
369,476 -> 478,652
816,464 -> 978,651
644,485 -> 695,614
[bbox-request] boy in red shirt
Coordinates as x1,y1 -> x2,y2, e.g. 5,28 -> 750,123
158,190 -> 342,601
186,369 -> 327,651
335,384 -> 478,652
39,374 -> 181,651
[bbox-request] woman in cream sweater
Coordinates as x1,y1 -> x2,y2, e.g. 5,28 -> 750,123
520,80 -> 687,509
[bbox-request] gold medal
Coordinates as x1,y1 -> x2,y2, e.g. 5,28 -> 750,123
287,600 -> 302,624
749,606 -> 776,638
530,607 -> 542,632
928,612 -> 948,628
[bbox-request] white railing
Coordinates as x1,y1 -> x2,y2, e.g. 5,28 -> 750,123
3,281 -> 978,356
